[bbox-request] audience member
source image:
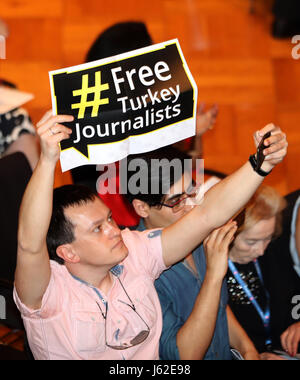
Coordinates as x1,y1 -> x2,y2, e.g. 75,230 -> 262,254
225,186 -> 300,359
0,19 -> 38,169
14,112 -> 287,360
124,146 -> 259,360
260,189 -> 300,358
266,189 -> 300,278
272,0 -> 300,38
288,190 -> 300,276
0,101 -> 39,170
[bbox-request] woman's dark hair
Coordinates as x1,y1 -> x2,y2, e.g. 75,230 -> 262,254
86,21 -> 153,63
46,185 -> 98,265
122,146 -> 192,207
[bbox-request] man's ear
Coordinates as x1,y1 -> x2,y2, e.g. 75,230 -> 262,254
132,199 -> 151,218
56,245 -> 80,264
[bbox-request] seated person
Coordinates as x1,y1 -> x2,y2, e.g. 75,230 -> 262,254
13,112 -> 287,360
273,189 -> 300,277
123,146 -> 259,360
225,186 -> 300,359
260,189 -> 300,358
272,0 -> 300,38
0,152 -> 32,335
0,79 -> 39,170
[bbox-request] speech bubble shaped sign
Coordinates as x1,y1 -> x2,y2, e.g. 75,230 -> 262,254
49,39 -> 198,172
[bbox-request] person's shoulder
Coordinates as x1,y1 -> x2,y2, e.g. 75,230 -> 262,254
121,228 -> 165,275
50,259 -> 66,271
121,228 -> 146,257
121,228 -> 162,244
121,228 -> 163,260
49,260 -> 70,282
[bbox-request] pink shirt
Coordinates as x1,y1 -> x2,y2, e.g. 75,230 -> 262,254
14,229 -> 167,360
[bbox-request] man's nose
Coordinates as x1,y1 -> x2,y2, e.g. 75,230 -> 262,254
102,221 -> 120,237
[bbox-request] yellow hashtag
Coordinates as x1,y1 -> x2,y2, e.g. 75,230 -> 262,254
71,71 -> 110,119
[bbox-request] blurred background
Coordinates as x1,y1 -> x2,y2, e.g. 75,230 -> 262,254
0,0 -> 299,194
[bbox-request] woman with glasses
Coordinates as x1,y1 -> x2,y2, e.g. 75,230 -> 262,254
225,186 -> 300,359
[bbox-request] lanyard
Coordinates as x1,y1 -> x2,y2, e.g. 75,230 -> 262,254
228,259 -> 272,349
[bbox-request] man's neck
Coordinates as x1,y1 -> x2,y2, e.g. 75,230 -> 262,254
143,218 -> 155,230
67,263 -> 114,293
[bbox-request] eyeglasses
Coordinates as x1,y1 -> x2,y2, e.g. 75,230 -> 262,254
159,186 -> 201,214
96,277 -> 150,350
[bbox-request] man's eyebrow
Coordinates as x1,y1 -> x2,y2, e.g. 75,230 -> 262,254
88,210 -> 112,229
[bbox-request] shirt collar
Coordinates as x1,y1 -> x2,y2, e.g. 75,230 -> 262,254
136,218 -> 146,232
110,264 -> 124,278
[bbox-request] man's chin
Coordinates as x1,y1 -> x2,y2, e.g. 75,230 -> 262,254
121,243 -> 129,259
114,240 -> 129,260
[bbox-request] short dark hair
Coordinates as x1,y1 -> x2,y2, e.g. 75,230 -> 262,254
122,146 -> 192,207
86,21 -> 153,62
46,185 -> 98,265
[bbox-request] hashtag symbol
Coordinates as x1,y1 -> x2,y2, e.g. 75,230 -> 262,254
71,71 -> 109,119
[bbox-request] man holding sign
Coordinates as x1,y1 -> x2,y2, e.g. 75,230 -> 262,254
14,107 -> 288,359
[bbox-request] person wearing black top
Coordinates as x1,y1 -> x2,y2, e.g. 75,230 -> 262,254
225,186 -> 300,359
260,189 -> 300,358
0,79 -> 39,170
272,0 -> 300,38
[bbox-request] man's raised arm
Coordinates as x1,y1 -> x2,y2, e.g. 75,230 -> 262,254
15,113 -> 73,310
162,124 -> 288,267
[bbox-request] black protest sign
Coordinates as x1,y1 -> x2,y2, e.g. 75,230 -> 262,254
49,39 -> 197,169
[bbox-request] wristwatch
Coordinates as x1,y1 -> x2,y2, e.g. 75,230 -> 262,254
249,154 -> 272,177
